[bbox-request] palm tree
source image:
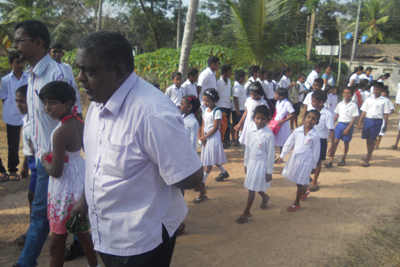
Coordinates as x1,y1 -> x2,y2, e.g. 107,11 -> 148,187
224,0 -> 290,67
179,0 -> 199,79
350,0 -> 392,44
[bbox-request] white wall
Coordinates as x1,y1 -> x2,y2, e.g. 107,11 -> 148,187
344,61 -> 400,97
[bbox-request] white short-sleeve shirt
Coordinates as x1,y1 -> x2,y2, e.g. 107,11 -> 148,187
347,73 -> 359,87
244,77 -> 256,96
183,113 -> 199,151
203,107 -> 222,134
314,107 -> 334,139
359,73 -> 373,83
274,99 -> 294,120
198,67 -> 217,104
278,75 -> 291,89
0,71 -> 28,126
334,100 -> 360,123
263,80 -> 275,99
84,72 -> 202,256
305,70 -> 319,90
165,84 -> 184,106
297,81 -> 305,102
303,91 -> 330,111
360,95 -> 391,119
181,79 -> 197,96
216,77 -> 232,109
231,81 -> 246,111
22,115 -> 33,157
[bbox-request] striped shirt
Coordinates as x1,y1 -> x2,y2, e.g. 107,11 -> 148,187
26,54 -> 82,159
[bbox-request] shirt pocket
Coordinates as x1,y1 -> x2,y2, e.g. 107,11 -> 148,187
100,139 -> 145,179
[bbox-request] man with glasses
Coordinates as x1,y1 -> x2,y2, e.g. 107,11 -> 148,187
12,20 -> 82,267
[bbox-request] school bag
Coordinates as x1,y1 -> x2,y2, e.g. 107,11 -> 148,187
268,109 -> 286,135
354,91 -> 363,108
288,83 -> 300,105
213,108 -> 228,142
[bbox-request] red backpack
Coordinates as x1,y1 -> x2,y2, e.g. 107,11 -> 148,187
354,91 -> 363,108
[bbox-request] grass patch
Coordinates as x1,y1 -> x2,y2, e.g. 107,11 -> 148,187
325,213 -> 400,267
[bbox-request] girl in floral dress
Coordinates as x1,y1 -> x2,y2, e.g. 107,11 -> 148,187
39,81 -> 98,267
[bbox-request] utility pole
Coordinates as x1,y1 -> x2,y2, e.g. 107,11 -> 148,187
351,0 -> 362,61
306,10 -> 316,61
176,0 -> 181,49
96,0 -> 103,32
337,16 -> 342,86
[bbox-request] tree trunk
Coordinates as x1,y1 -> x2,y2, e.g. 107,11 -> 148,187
178,0 -> 199,79
96,0 -> 102,32
139,0 -> 160,50
337,17 -> 342,86
177,0 -> 181,49
306,10 -> 315,61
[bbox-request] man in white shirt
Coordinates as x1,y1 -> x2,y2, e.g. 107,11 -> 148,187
73,31 -> 203,267
165,71 -> 184,106
181,67 -> 199,96
198,56 -> 219,107
231,70 -> 246,146
278,66 -> 296,91
12,19 -> 82,267
244,65 -> 260,96
216,65 -> 232,148
357,82 -> 391,167
0,51 -> 28,182
305,63 -> 322,90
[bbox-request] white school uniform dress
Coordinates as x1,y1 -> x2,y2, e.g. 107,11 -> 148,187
231,81 -> 246,112
359,73 -> 373,83
305,70 -> 319,90
347,73 -> 359,87
328,94 -> 338,115
303,91 -> 330,111
335,100 -> 360,122
395,82 -> 400,105
183,113 -> 199,151
243,124 -> 274,191
201,108 -> 227,166
280,126 -> 320,185
198,67 -> 217,107
264,80 -> 275,100
273,99 -> 295,147
0,71 -> 28,126
244,77 -> 256,96
165,84 -> 184,106
181,79 -> 197,96
378,100 -> 394,136
216,77 -> 232,109
239,98 -> 269,145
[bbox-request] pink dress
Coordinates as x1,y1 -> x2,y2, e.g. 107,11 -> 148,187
47,113 -> 85,234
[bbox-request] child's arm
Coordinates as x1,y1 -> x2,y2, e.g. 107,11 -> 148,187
244,135 -> 250,168
333,113 -> 339,123
357,111 -> 366,130
277,131 -> 295,163
344,116 -> 357,135
382,114 -> 389,133
199,118 -> 221,144
20,156 -> 29,180
265,132 -> 275,182
235,108 -> 247,130
234,97 -> 241,115
312,137 -> 321,170
278,112 -> 295,126
301,104 -> 308,125
328,129 -> 335,157
40,127 -> 69,178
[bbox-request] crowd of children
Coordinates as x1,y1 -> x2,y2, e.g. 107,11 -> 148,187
1,38 -> 400,267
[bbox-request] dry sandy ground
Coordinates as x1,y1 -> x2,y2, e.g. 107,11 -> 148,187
1,114 -> 400,267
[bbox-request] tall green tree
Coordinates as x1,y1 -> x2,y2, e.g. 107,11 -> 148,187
224,0 -> 290,67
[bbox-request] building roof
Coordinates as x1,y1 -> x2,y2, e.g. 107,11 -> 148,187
339,44 -> 400,63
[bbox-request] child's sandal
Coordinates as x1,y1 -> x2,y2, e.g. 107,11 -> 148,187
324,161 -> 333,168
235,215 -> 253,224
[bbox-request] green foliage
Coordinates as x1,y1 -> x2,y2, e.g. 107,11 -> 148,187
135,44 -> 239,91
0,56 -> 11,77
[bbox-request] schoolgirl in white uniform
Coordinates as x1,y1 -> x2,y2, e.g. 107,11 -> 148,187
195,89 -> 228,203
272,88 -> 295,150
236,106 -> 274,224
234,82 -> 269,145
180,95 -> 201,151
277,110 -> 321,212
347,66 -> 363,87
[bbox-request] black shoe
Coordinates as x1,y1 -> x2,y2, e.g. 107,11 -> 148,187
12,264 -> 21,267
215,171 -> 229,182
64,240 -> 85,261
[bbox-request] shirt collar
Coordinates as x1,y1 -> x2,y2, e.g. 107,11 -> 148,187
10,71 -> 28,81
25,54 -> 53,78
206,67 -> 214,75
319,107 -> 328,114
249,77 -> 255,82
282,75 -> 288,80
102,72 -> 139,116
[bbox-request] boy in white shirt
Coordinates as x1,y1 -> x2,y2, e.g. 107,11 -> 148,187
357,82 -> 391,167
198,56 -> 219,107
308,90 -> 334,192
305,63 -> 322,90
181,68 -> 199,96
0,50 -> 28,182
265,71 -> 276,114
165,71 -> 184,106
375,87 -> 395,150
302,78 -> 328,124
48,42 -> 74,77
231,70 -> 247,146
244,65 -> 260,96
216,65 -> 233,148
278,66 -> 296,91
289,73 -> 306,130
326,87 -> 359,167
257,69 -> 275,109
14,85 -> 37,245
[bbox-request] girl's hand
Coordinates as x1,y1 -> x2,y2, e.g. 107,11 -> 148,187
311,168 -> 316,174
234,123 -> 242,131
357,124 -> 361,130
244,167 -> 247,174
266,174 -> 272,182
41,152 -> 50,164
236,110 -> 242,116
199,136 -> 206,143
202,140 -> 207,146
278,120 -> 284,126
382,125 -> 387,133
71,197 -> 88,225
276,157 -> 283,164
20,167 -> 29,180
